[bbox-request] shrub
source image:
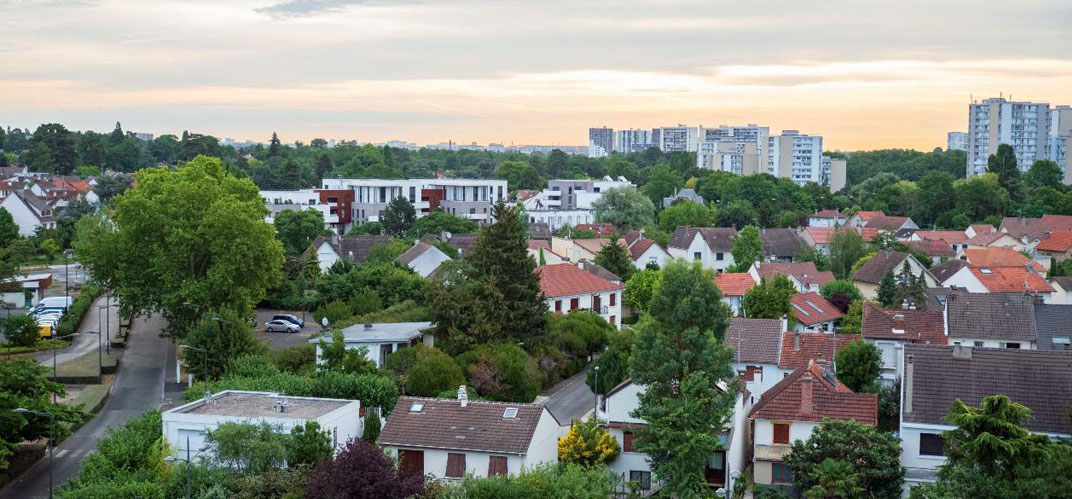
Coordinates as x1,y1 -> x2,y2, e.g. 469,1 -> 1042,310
558,418 -> 619,466
314,300 -> 352,326
362,408 -> 381,442
401,346 -> 465,397
184,371 -> 399,413
182,307 -> 267,381
206,421 -> 287,474
306,439 -> 424,499
353,300 -> 428,324
349,288 -> 382,316
457,343 -> 541,403
4,314 -> 40,347
55,283 -> 103,337
440,463 -> 614,499
270,343 -> 316,374
287,421 -> 333,467
227,354 -> 280,378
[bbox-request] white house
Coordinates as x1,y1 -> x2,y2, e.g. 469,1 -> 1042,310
850,250 -> 937,300
598,379 -> 749,495
900,345 -> 1072,493
310,322 -> 434,367
309,234 -> 393,272
1,273 -> 53,308
626,235 -> 670,270
748,262 -> 835,293
943,291 -> 1038,349
788,292 -> 842,333
667,227 -> 737,272
726,317 -> 787,402
161,390 -> 362,461
378,393 -> 564,480
807,210 -> 846,228
715,273 -> 755,316
750,360 -> 878,496
0,189 -> 56,236
396,242 -> 451,278
537,262 -> 623,328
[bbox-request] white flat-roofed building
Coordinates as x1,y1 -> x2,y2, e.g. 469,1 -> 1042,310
321,178 -> 508,225
161,391 -> 361,461
310,321 -> 434,367
967,97 -> 1051,178
657,125 -> 699,152
260,189 -> 333,225
769,131 -> 823,186
947,131 -> 968,151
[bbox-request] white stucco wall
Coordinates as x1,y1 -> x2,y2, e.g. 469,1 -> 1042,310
0,195 -> 48,236
633,244 -> 670,270
545,290 -> 622,328
940,267 -> 989,293
668,233 -> 733,272
947,337 -> 1033,349
730,362 -> 787,404
316,242 -> 341,273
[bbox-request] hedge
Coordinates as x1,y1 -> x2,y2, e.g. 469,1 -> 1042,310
56,284 -> 104,337
183,370 -> 399,412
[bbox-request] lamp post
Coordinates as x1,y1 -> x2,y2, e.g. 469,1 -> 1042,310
163,436 -> 210,499
593,365 -> 600,416
15,408 -> 55,499
179,344 -> 207,383
52,332 -> 80,402
97,301 -> 116,355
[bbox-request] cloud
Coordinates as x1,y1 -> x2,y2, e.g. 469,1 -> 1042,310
254,0 -> 419,18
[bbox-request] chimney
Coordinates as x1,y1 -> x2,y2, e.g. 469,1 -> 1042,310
274,395 -> 290,414
794,332 -> 801,351
331,233 -> 339,246
800,371 -> 814,415
204,388 -> 213,405
458,385 -> 468,408
904,354 -> 914,414
892,313 -> 906,335
953,344 -> 973,360
780,315 -> 788,333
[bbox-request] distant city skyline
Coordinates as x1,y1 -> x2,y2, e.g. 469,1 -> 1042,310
2,0 -> 1070,151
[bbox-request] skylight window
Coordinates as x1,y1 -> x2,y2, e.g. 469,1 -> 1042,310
503,407 -> 518,419
980,268 -> 993,274
409,402 -> 424,413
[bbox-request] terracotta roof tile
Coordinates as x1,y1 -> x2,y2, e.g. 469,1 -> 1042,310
379,396 -> 546,455
811,210 -> 847,220
855,211 -> 885,221
969,224 -> 995,235
914,231 -> 969,244
790,292 -> 843,326
907,239 -> 955,258
903,345 -> 1072,434
865,215 -> 912,232
968,266 -> 1053,293
779,332 -> 860,370
754,262 -> 834,288
716,273 -> 756,297
576,223 -> 617,236
750,360 -> 878,425
537,263 -> 623,298
861,302 -> 946,344
1036,229 -> 1072,252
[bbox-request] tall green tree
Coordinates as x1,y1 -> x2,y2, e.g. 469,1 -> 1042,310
803,459 -> 863,499
876,270 -> 899,308
1023,159 -> 1063,190
829,228 -> 866,280
0,208 -> 18,248
182,308 -> 267,380
0,359 -> 84,468
986,144 -> 1021,199
274,209 -> 328,255
730,225 -> 763,272
624,268 -> 662,314
494,160 -> 543,191
593,237 -> 634,281
741,274 -> 796,320
834,340 -> 881,392
382,196 -> 416,236
629,260 -> 737,498
28,123 -> 77,174
74,155 -> 284,336
658,200 -> 713,232
640,163 -> 683,206
286,421 -> 333,467
591,187 -> 655,232
268,132 -> 282,157
784,419 -> 904,499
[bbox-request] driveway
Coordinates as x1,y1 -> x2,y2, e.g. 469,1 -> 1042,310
254,309 -> 323,350
0,313 -> 170,499
541,365 -> 597,424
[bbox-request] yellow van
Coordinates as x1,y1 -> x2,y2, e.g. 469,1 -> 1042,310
37,322 -> 54,339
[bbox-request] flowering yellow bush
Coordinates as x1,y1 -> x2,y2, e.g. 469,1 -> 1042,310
557,418 -> 620,466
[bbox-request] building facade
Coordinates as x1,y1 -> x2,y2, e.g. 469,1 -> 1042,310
769,131 -> 823,186
588,126 -> 614,158
614,129 -> 652,153
657,125 -> 699,152
966,97 -> 1051,177
320,178 -> 508,228
947,131 -> 968,151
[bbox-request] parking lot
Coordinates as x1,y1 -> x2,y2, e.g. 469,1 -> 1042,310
253,309 -> 326,350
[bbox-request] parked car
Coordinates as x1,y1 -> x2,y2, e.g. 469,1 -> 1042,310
30,307 -> 66,318
272,314 -> 304,328
265,319 -> 300,333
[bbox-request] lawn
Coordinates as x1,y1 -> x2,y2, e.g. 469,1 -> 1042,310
67,383 -> 112,413
50,350 -> 118,382
0,339 -> 71,356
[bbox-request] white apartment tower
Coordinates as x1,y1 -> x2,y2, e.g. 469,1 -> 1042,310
588,127 -> 615,158
657,125 -> 699,153
966,97 -> 1050,177
768,131 -> 823,186
697,125 -> 770,175
615,129 -> 653,154
947,132 -> 968,152
1050,106 -> 1072,183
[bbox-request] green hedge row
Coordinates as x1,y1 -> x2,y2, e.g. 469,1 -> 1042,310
184,370 -> 399,412
55,284 -> 104,338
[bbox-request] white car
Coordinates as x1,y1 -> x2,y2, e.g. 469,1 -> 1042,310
264,319 -> 300,334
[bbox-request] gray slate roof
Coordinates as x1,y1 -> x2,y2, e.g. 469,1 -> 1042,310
668,226 -> 737,252
760,228 -> 805,259
929,259 -> 969,283
727,317 -> 784,365
379,396 -> 546,455
1032,304 -> 1072,351
397,242 -> 434,266
851,250 -> 909,284
945,291 -> 1037,342
312,234 -> 392,263
309,321 -> 432,344
904,344 -> 1072,434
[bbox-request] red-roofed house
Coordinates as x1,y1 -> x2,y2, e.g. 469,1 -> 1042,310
778,332 -> 860,371
526,240 -> 568,266
748,262 -> 835,293
623,231 -> 670,269
861,303 -> 946,386
1036,229 -> 1072,262
789,293 -> 842,333
847,211 -> 885,228
575,223 -> 617,237
962,247 -> 1044,272
965,231 -> 1024,252
750,360 -> 878,494
716,273 -> 755,315
943,266 -> 1055,294
550,237 -> 628,263
537,263 -> 623,327
801,227 -> 880,255
966,224 -> 995,238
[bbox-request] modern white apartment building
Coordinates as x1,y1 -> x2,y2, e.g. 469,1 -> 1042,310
260,189 -> 333,225
822,155 -> 847,192
1050,106 -> 1072,183
966,97 -> 1051,177
697,125 -> 770,175
657,125 -> 699,152
588,126 -> 614,158
321,178 -> 508,228
614,129 -> 652,153
947,132 -> 968,152
768,131 -> 824,186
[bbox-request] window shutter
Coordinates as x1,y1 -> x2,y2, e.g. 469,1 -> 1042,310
446,453 -> 466,478
488,455 -> 508,476
623,430 -> 635,452
773,423 -> 790,444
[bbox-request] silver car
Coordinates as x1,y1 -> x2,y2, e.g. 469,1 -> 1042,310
264,319 -> 300,333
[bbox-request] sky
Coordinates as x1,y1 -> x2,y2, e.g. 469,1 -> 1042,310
1,0 -> 1071,150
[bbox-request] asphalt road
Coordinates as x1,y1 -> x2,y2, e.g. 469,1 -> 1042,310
34,295 -> 120,368
0,313 -> 170,499
541,365 -> 597,424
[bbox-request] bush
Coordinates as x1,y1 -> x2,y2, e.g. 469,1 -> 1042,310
64,410 -> 163,490
456,343 -> 541,403
182,307 -> 267,381
440,463 -> 614,499
287,421 -> 333,467
349,289 -> 382,316
185,370 -> 400,412
306,439 -> 424,499
270,343 -> 316,374
401,346 -> 465,397
362,408 -> 381,442
314,300 -> 352,326
353,300 -> 428,324
56,283 -> 104,337
227,354 -> 280,378
557,418 -> 619,466
3,314 -> 39,347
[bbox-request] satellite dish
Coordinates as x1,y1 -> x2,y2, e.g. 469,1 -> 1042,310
321,317 -> 329,328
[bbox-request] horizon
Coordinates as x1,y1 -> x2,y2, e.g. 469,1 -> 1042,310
2,0 -> 1070,150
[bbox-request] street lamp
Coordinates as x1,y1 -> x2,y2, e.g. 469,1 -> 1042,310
179,344 -> 207,383
593,365 -> 600,416
63,250 -> 73,313
97,297 -> 116,355
14,408 -> 55,499
51,332 -> 80,402
163,435 -> 210,499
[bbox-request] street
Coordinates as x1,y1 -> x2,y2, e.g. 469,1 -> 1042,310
34,295 -> 119,368
0,313 -> 170,499
541,365 -> 597,424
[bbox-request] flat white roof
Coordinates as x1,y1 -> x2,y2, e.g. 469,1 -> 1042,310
166,391 -> 355,419
308,321 -> 432,344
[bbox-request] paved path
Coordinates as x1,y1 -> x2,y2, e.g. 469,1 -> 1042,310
541,364 -> 596,424
35,294 -> 120,368
1,313 -> 170,499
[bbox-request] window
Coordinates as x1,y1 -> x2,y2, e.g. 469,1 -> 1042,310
694,252 -> 702,261
379,187 -> 387,202
488,456 -> 508,476
446,453 -> 466,478
974,341 -> 984,347
772,423 -> 790,444
716,252 -> 724,261
623,430 -> 635,452
503,407 -> 518,419
609,293 -> 616,306
629,471 -> 651,490
399,449 -> 424,476
570,298 -> 579,310
333,427 -> 338,447
771,463 -> 793,484
409,186 -> 416,202
555,300 -> 562,311
470,208 -> 476,215
1004,342 -> 1021,349
920,433 -> 945,456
